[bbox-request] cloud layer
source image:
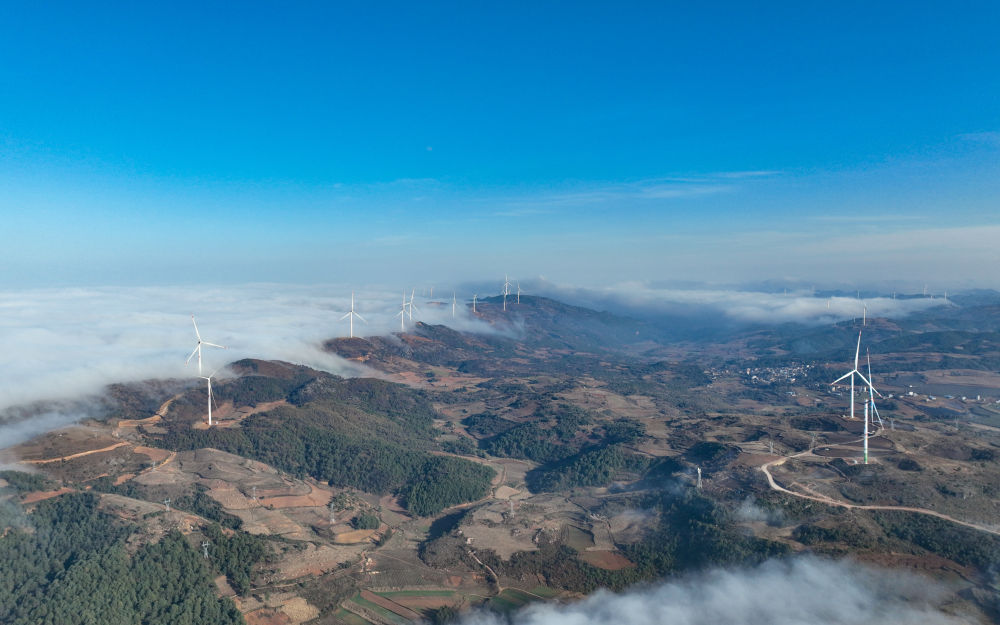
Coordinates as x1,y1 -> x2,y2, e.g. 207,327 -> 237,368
529,281 -> 950,325
0,284 -> 496,447
459,557 -> 970,625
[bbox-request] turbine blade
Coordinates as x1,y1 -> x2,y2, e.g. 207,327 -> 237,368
831,371 -> 853,385
355,313 -> 367,323
856,372 -> 876,390
191,315 -> 202,341
340,312 -> 351,320
185,345 -> 200,364
854,331 -> 861,369
202,342 -> 227,349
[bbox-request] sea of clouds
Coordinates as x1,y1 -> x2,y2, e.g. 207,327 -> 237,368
0,283 -> 497,448
0,281 -> 955,449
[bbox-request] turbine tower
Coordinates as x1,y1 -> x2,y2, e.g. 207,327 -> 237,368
472,294 -> 478,313
866,350 -> 884,429
200,368 -> 220,426
516,281 -> 521,304
831,331 -> 877,424
186,315 -> 226,376
407,288 -> 419,321
863,400 -> 870,464
340,291 -> 366,338
452,291 -> 457,318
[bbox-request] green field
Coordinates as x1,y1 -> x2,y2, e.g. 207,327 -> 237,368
490,588 -> 540,612
528,585 -> 561,599
351,594 -> 410,625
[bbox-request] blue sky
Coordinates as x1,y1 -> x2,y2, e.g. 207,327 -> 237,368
1,2 -> 998,288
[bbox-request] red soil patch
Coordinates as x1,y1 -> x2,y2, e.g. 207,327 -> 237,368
117,415 -> 162,428
133,446 -> 172,464
22,487 -> 74,503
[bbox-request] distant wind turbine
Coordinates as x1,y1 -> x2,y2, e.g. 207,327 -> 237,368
340,291 -> 366,338
472,294 -> 478,313
502,275 -> 513,311
452,292 -> 457,318
186,315 -> 226,376
516,281 -> 521,304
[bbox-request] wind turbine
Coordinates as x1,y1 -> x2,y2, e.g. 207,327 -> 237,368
201,368 -> 220,426
396,291 -> 407,332
502,275 -> 513,311
452,292 -> 457,318
407,288 -> 419,321
186,315 -> 226,376
340,291 -> 366,338
472,294 -> 478,313
831,331 -> 877,425
516,281 -> 521,304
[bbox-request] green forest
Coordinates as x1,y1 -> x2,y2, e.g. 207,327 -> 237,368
0,492 -> 245,625
155,407 -> 493,517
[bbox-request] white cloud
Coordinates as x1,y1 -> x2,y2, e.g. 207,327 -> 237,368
458,557 -> 968,625
533,281 -> 949,325
0,283 -> 497,447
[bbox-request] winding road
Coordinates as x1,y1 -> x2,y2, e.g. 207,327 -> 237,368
758,427 -> 1000,537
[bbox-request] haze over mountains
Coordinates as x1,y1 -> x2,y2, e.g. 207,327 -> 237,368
0,281 -> 961,448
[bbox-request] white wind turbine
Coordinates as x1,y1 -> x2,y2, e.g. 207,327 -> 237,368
452,291 -> 457,318
340,291 -> 366,338
472,294 -> 478,313
831,332 -> 881,464
831,331 -> 877,420
516,281 -> 521,304
186,315 -> 226,376
502,275 -> 513,311
200,368 -> 220,426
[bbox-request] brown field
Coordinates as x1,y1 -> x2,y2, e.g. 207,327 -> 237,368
273,543 -> 360,579
259,482 -> 332,509
579,550 -> 635,571
335,528 -> 377,544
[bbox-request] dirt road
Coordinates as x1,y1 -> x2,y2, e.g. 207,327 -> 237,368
758,429 -> 1000,537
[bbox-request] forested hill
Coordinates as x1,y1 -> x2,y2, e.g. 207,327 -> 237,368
150,362 -> 495,517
